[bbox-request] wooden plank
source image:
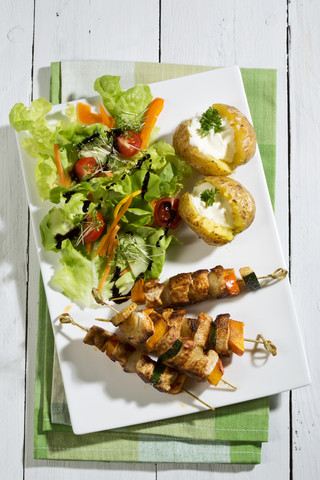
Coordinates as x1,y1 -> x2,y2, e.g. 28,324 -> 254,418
0,2 -> 34,480
24,1 -> 159,479
32,0 -> 160,99
160,0 -> 289,477
288,1 -> 320,479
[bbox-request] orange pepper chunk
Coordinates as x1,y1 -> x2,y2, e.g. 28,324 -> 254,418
207,358 -> 224,386
228,319 -> 244,356
146,316 -> 168,351
224,269 -> 240,296
131,277 -> 145,304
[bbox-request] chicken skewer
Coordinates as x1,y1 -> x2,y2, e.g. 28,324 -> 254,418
59,314 -> 219,410
93,288 -> 277,360
109,266 -> 288,308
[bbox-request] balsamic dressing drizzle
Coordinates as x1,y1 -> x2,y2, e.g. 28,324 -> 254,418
141,171 -> 150,199
155,227 -> 169,248
62,191 -> 75,203
82,200 -> 91,213
134,154 -> 151,170
55,228 -> 79,250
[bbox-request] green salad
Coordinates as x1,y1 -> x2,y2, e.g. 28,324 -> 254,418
10,75 -> 192,305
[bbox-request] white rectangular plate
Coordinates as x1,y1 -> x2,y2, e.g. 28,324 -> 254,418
17,66 -> 310,435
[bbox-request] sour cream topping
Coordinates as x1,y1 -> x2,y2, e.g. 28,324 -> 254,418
191,182 -> 234,228
188,113 -> 236,163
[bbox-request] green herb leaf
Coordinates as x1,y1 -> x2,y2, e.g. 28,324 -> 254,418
200,188 -> 219,207
197,107 -> 223,137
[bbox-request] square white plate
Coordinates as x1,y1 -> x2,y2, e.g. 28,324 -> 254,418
17,66 -> 310,435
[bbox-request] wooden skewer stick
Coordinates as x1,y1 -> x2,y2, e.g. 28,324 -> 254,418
220,379 -> 237,390
182,388 -> 215,410
257,268 -> 288,281
244,334 -> 277,356
110,295 -> 131,302
59,313 -> 89,332
92,288 -> 120,314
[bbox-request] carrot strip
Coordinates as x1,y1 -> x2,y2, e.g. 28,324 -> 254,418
86,242 -> 93,255
78,102 -> 102,125
98,237 -> 118,291
98,260 -> 112,293
120,266 -> 131,277
114,190 -> 142,219
93,190 -> 141,259
140,98 -> 164,149
93,197 -> 132,258
53,144 -> 70,187
99,103 -> 114,128
100,225 -> 120,257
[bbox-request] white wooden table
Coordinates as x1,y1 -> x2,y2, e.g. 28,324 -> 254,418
1,1 -> 319,478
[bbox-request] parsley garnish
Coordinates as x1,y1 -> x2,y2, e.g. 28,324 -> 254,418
200,188 -> 219,207
197,107 -> 223,137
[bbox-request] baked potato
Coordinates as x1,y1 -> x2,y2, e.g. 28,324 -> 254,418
173,104 -> 257,176
178,176 -> 255,246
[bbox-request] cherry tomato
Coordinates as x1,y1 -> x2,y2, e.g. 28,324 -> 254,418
73,157 -> 100,181
82,211 -> 106,243
153,197 -> 181,230
115,131 -> 142,157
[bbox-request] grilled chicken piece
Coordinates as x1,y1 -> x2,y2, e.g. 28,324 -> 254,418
83,325 -> 112,352
165,338 -> 218,380
208,266 -> 228,299
136,355 -> 155,383
118,310 -> 154,346
155,368 -> 180,393
159,281 -> 171,308
168,273 -> 193,305
143,279 -> 164,308
112,302 -> 138,326
214,314 -> 231,355
193,312 -> 213,348
135,354 -> 186,393
110,340 -> 135,367
188,269 -> 210,303
155,309 -> 186,355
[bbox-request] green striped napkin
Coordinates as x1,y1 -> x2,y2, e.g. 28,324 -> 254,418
34,60 -> 277,464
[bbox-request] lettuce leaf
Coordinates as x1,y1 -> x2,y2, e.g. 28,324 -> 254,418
40,193 -> 95,251
52,239 -> 111,305
94,75 -> 153,131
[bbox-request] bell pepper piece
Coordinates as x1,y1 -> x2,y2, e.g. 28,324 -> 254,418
224,269 -> 240,296
228,319 -> 244,356
207,358 -> 224,386
131,277 -> 145,304
146,316 -> 168,351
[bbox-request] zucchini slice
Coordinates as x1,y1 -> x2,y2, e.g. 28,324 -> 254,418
208,322 -> 217,349
239,267 -> 260,291
159,339 -> 183,362
151,361 -> 166,385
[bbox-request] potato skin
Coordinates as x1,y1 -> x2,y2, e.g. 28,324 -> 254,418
172,105 -> 256,176
178,176 -> 255,246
